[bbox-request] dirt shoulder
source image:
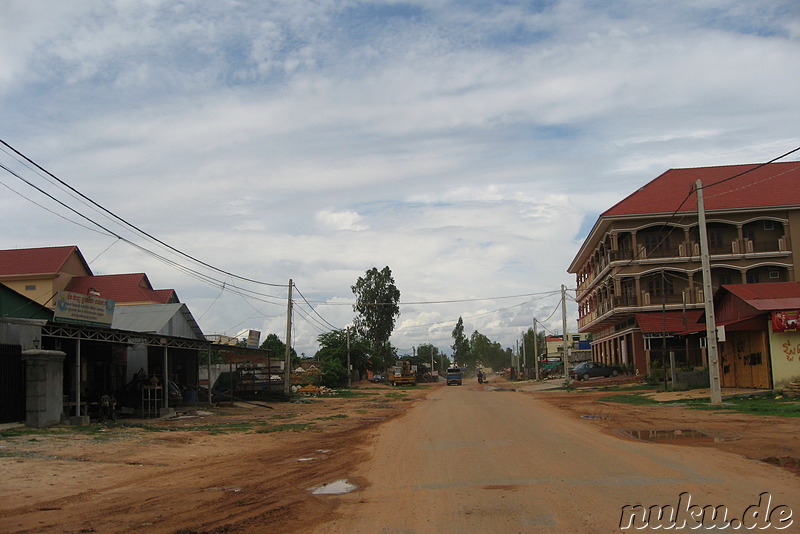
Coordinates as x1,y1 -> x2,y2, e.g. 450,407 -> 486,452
0,382 -> 431,534
530,383 -> 800,476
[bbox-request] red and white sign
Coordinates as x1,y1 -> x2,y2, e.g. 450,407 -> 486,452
772,310 -> 799,333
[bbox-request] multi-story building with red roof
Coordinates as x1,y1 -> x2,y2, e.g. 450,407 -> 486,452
568,161 -> 800,377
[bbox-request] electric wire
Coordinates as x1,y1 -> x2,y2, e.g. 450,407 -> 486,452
0,138 -> 287,288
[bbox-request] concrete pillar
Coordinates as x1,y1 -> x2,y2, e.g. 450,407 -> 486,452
21,349 -> 66,428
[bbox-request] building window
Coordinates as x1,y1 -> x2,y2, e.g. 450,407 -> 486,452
644,233 -> 669,252
764,220 -> 774,231
746,272 -> 760,284
708,230 -> 724,250
25,284 -> 36,291
648,278 -> 674,297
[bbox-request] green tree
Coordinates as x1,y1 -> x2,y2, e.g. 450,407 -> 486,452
451,317 -> 470,367
315,329 -> 370,380
416,343 -> 449,375
521,327 -> 546,372
352,266 -> 401,371
319,358 -> 349,388
260,333 -> 299,367
467,330 -> 505,370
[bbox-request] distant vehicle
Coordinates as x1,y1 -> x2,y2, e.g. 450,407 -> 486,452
388,360 -> 417,386
446,366 -> 462,386
368,374 -> 387,383
570,361 -> 623,381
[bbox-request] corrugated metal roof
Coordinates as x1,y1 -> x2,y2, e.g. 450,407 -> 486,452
111,303 -> 204,340
720,282 -> 800,311
635,310 -> 704,334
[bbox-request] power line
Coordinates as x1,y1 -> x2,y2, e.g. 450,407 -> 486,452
0,138 -> 287,288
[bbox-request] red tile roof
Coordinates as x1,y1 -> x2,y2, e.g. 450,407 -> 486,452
65,273 -> 178,304
635,310 -> 704,334
0,245 -> 91,277
603,161 -> 800,217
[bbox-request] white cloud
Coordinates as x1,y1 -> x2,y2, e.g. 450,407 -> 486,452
315,209 -> 368,231
2,0 -> 799,357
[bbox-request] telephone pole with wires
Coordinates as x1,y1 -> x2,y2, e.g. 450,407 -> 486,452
284,279 -> 293,397
696,182 -> 723,405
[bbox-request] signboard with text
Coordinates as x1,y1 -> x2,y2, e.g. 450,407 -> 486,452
54,291 -> 116,328
772,310 -> 799,333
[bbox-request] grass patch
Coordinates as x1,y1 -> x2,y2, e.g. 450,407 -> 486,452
256,423 -> 315,433
331,390 -> 379,398
384,392 -> 408,399
0,424 -> 125,438
313,414 -> 348,421
598,392 -> 661,405
688,396 -> 800,417
592,383 -> 668,393
271,413 -> 298,420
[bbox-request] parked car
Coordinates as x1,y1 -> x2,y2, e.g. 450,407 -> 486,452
368,374 -> 387,383
570,361 -> 623,381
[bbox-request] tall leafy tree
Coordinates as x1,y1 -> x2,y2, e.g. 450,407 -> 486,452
521,328 -> 546,366
416,343 -> 449,374
315,329 -> 370,379
352,266 -> 401,370
260,333 -> 299,367
451,317 -> 470,367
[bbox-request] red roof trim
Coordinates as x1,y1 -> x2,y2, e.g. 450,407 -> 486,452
635,310 -> 704,334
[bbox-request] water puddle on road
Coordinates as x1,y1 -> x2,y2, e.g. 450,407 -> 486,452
621,429 -> 737,444
761,456 -> 800,476
311,479 -> 358,495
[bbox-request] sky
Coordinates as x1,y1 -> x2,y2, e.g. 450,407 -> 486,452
1,0 -> 799,359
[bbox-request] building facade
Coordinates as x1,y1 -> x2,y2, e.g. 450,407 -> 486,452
568,162 -> 800,377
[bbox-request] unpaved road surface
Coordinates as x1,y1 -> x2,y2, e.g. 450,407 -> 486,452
314,383 -> 800,533
1,380 -> 798,533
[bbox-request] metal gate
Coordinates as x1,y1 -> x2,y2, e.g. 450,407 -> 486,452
0,344 -> 25,423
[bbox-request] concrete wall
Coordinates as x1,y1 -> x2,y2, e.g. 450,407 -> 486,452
769,329 -> 800,389
22,349 -> 65,428
0,320 -> 43,350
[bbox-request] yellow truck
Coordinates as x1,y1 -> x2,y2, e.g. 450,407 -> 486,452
387,360 -> 417,386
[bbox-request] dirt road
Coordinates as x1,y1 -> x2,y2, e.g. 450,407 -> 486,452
313,384 -> 800,533
1,381 -> 798,533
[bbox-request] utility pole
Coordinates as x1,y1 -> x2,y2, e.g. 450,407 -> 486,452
283,279 -> 293,397
697,180 -> 723,405
562,284 -> 569,381
533,318 -> 540,380
346,326 -> 351,388
521,332 -> 527,379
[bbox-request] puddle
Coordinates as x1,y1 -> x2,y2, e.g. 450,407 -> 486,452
297,458 -> 317,462
581,415 -> 605,420
621,429 -> 737,444
761,456 -> 800,476
311,479 -> 358,495
485,386 -> 517,392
